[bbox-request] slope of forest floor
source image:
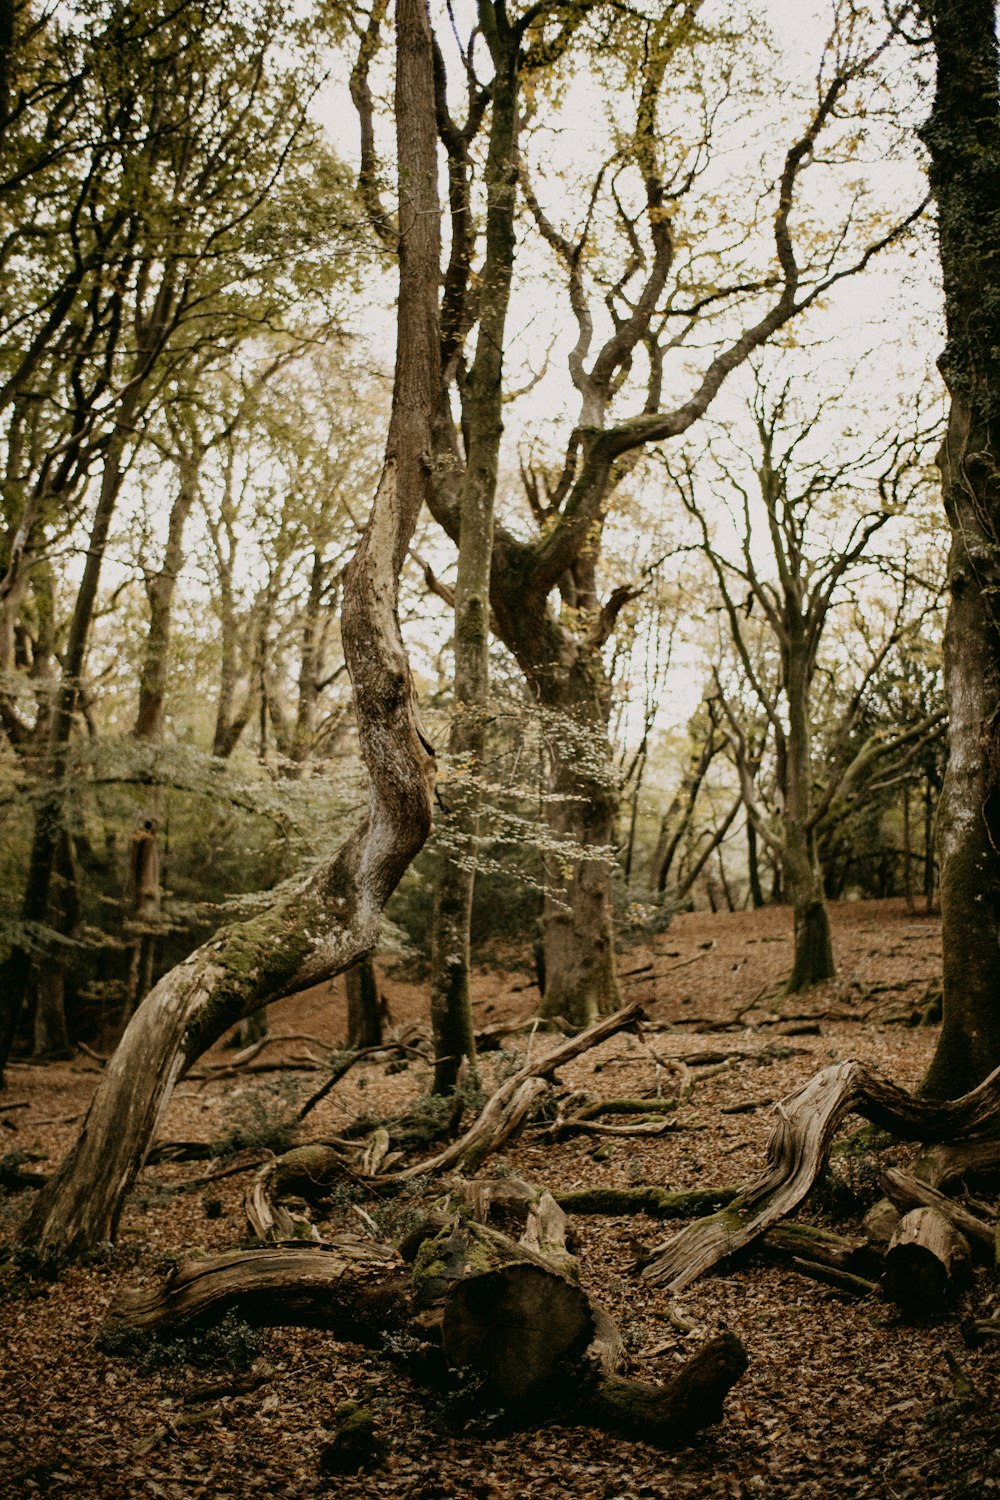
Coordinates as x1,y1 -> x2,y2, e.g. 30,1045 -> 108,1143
1,898 -> 998,1499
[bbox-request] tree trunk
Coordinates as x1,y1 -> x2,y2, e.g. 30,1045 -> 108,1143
747,818 -> 765,909
0,404 -> 136,1080
883,1206 -> 972,1318
346,956 -> 383,1050
428,13 -> 518,1093
538,682 -> 621,1030
133,447 -> 200,742
782,634 -> 835,991
17,0 -> 441,1259
919,0 -> 1000,1095
782,824 -> 835,992
32,828 -> 80,1058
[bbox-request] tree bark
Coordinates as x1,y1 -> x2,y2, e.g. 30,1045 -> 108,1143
17,0 -> 441,1260
918,0 -> 1000,1095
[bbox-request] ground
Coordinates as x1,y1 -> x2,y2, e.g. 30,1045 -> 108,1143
1,898 -> 998,1499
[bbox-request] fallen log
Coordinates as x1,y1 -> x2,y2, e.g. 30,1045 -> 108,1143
106,1208 -> 747,1447
641,1057 -> 1000,1292
381,1003 -> 647,1183
761,1222 -> 872,1273
883,1207 -> 972,1318
107,1239 -> 405,1337
920,1137 -> 1000,1192
879,1168 -> 995,1258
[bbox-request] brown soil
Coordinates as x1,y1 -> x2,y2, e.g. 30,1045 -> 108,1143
1,898 -> 997,1499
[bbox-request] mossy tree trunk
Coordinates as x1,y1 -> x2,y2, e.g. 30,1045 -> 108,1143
919,0 -> 1000,1097
19,0 -> 441,1261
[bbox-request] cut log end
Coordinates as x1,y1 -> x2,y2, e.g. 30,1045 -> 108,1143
883,1207 -> 972,1319
442,1262 -> 594,1404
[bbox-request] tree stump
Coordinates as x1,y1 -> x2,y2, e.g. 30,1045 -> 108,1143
883,1207 -> 971,1318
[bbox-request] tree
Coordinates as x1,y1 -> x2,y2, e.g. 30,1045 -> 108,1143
917,0 -> 1000,1095
418,0 -> 925,1027
676,378 -> 943,988
20,0 -> 440,1258
0,0 -> 342,1072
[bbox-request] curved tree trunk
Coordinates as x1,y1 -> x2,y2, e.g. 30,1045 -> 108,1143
919,0 -> 1000,1096
19,0 -> 441,1261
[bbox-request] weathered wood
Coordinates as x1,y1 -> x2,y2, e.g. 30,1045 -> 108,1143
762,1222 -> 870,1272
920,1137 -> 1000,1192
382,1002 -> 646,1182
108,1241 -> 404,1337
880,1168 -> 995,1257
786,1259 -> 880,1298
642,1058 -> 1000,1292
588,1333 -> 749,1443
883,1207 -> 972,1317
106,1207 -> 746,1447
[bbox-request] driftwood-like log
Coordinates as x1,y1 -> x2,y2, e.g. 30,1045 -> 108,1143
641,1057 -> 1000,1292
879,1168 -> 996,1257
386,1003 -> 646,1182
107,1240 -> 405,1338
883,1207 -> 972,1317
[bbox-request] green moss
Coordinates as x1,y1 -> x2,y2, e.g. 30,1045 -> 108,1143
318,1402 -> 388,1475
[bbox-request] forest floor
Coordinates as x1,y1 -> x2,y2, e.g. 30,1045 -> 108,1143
1,897 -> 998,1499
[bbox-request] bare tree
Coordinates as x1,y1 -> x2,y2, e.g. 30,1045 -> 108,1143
675,379 -> 944,989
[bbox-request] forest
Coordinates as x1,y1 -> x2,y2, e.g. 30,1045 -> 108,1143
1,0 -> 999,1495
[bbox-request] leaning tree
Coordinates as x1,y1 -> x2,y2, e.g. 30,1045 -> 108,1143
19,0 -> 441,1261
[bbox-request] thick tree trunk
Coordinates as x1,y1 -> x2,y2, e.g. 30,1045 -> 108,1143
919,0 -> 1000,1095
782,825 -> 834,992
17,0 -> 441,1260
